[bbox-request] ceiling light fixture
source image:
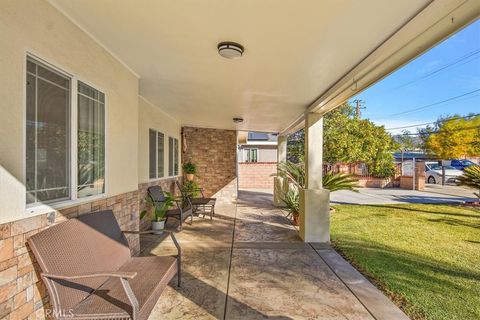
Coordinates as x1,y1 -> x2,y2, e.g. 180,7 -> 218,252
233,117 -> 244,124
218,42 -> 244,59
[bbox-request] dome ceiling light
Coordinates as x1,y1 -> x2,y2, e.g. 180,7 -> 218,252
218,42 -> 244,59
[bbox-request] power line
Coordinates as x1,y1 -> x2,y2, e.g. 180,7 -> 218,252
383,89 -> 480,118
386,113 -> 480,131
388,48 -> 480,90
398,125 -> 480,136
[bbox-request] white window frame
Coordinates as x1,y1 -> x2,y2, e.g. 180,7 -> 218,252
168,136 -> 179,177
24,53 -> 107,213
244,148 -> 259,163
149,129 -> 165,180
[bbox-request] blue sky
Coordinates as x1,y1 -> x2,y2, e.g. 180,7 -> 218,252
350,19 -> 480,135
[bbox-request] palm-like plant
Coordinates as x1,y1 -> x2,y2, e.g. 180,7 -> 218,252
458,165 -> 480,198
276,161 -> 358,191
322,172 -> 358,192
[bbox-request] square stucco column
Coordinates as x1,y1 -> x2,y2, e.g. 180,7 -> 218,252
299,113 -> 330,243
274,135 -> 287,206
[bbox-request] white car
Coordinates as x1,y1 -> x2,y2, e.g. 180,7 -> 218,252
425,163 -> 463,184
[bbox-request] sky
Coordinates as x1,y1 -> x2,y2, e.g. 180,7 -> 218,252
350,19 -> 480,135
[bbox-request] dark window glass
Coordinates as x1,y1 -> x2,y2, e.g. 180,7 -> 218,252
26,58 -> 70,204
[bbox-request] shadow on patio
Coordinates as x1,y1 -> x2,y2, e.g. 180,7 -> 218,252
139,189 -> 408,320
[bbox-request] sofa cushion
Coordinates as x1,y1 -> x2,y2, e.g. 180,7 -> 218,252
71,256 -> 177,320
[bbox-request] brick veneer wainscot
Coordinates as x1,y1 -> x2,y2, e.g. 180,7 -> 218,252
182,127 -> 237,198
138,177 -> 182,231
0,190 -> 139,319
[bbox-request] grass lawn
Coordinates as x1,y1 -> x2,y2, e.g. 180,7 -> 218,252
330,203 -> 480,320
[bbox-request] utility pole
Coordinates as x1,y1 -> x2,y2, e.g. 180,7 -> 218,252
353,99 -> 366,119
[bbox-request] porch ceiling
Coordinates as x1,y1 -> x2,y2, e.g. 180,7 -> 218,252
48,0 -> 465,132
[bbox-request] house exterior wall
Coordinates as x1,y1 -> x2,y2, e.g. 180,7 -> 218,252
0,1 -> 142,318
182,127 -> 237,203
0,0 -> 139,225
137,96 -> 182,183
238,145 -> 277,163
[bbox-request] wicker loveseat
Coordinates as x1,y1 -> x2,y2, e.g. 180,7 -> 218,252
28,210 -> 180,320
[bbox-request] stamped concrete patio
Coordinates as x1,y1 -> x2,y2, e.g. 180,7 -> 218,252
141,190 -> 409,320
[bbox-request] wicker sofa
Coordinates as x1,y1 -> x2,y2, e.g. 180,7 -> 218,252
28,210 -> 180,320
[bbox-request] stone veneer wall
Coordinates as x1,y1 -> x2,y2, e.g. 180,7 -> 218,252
138,177 -> 182,231
182,127 -> 238,202
0,190 -> 139,319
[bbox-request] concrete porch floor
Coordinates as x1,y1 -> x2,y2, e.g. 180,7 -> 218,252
141,189 -> 409,320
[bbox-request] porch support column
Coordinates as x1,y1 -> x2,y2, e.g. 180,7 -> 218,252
273,135 -> 287,206
300,113 -> 330,243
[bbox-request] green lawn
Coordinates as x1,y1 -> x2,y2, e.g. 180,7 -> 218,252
330,204 -> 480,320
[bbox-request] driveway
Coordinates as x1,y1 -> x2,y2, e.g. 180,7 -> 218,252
331,185 -> 477,205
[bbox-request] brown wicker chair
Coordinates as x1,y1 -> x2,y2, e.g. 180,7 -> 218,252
27,210 -> 181,320
176,181 -> 216,220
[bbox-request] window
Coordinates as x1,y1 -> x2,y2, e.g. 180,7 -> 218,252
77,81 -> 105,198
149,129 -> 164,179
168,137 -> 179,176
245,148 -> 258,163
26,56 -> 106,205
26,58 -> 71,204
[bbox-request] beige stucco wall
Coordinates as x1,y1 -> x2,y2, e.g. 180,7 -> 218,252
0,0 -> 139,224
138,96 -> 182,184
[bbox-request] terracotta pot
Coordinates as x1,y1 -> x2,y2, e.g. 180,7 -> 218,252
292,215 -> 299,226
186,174 -> 194,181
152,220 -> 165,234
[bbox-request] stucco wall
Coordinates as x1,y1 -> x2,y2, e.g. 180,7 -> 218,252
0,0 -> 139,224
137,96 -> 182,184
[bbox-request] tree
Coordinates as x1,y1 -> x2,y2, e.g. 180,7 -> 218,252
286,102 -> 398,178
423,114 -> 480,158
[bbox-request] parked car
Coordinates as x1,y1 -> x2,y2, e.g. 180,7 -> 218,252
425,162 -> 464,185
449,159 -> 477,171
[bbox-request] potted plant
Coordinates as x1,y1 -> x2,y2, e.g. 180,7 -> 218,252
140,192 -> 174,233
281,188 -> 300,225
458,165 -> 480,206
182,161 -> 197,181
182,180 -> 200,198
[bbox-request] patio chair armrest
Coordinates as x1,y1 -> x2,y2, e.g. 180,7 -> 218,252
42,271 -> 137,280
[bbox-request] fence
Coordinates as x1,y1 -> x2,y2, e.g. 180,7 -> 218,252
322,162 -> 402,178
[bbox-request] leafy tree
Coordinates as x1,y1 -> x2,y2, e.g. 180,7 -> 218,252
286,102 -> 397,178
287,129 -> 304,163
423,114 -> 480,158
395,130 -> 419,151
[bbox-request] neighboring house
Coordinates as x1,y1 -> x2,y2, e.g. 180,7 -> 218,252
238,132 -> 278,189
238,132 -> 278,163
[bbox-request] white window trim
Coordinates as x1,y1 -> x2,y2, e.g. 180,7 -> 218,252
24,52 -> 108,213
148,129 -> 166,181
168,136 -> 180,177
244,148 -> 259,163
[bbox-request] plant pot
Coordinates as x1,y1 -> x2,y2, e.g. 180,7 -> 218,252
292,215 -> 299,226
152,220 -> 165,234
186,174 -> 194,181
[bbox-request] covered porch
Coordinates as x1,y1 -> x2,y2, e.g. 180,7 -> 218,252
141,189 -> 407,319
1,0 -> 479,319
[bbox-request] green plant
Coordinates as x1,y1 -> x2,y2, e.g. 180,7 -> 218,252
140,192 -> 174,221
368,151 -> 396,178
281,188 -> 300,217
458,165 -> 480,198
277,161 -> 305,188
182,180 -> 200,198
276,161 -> 358,191
322,172 -> 359,192
182,161 -> 197,174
